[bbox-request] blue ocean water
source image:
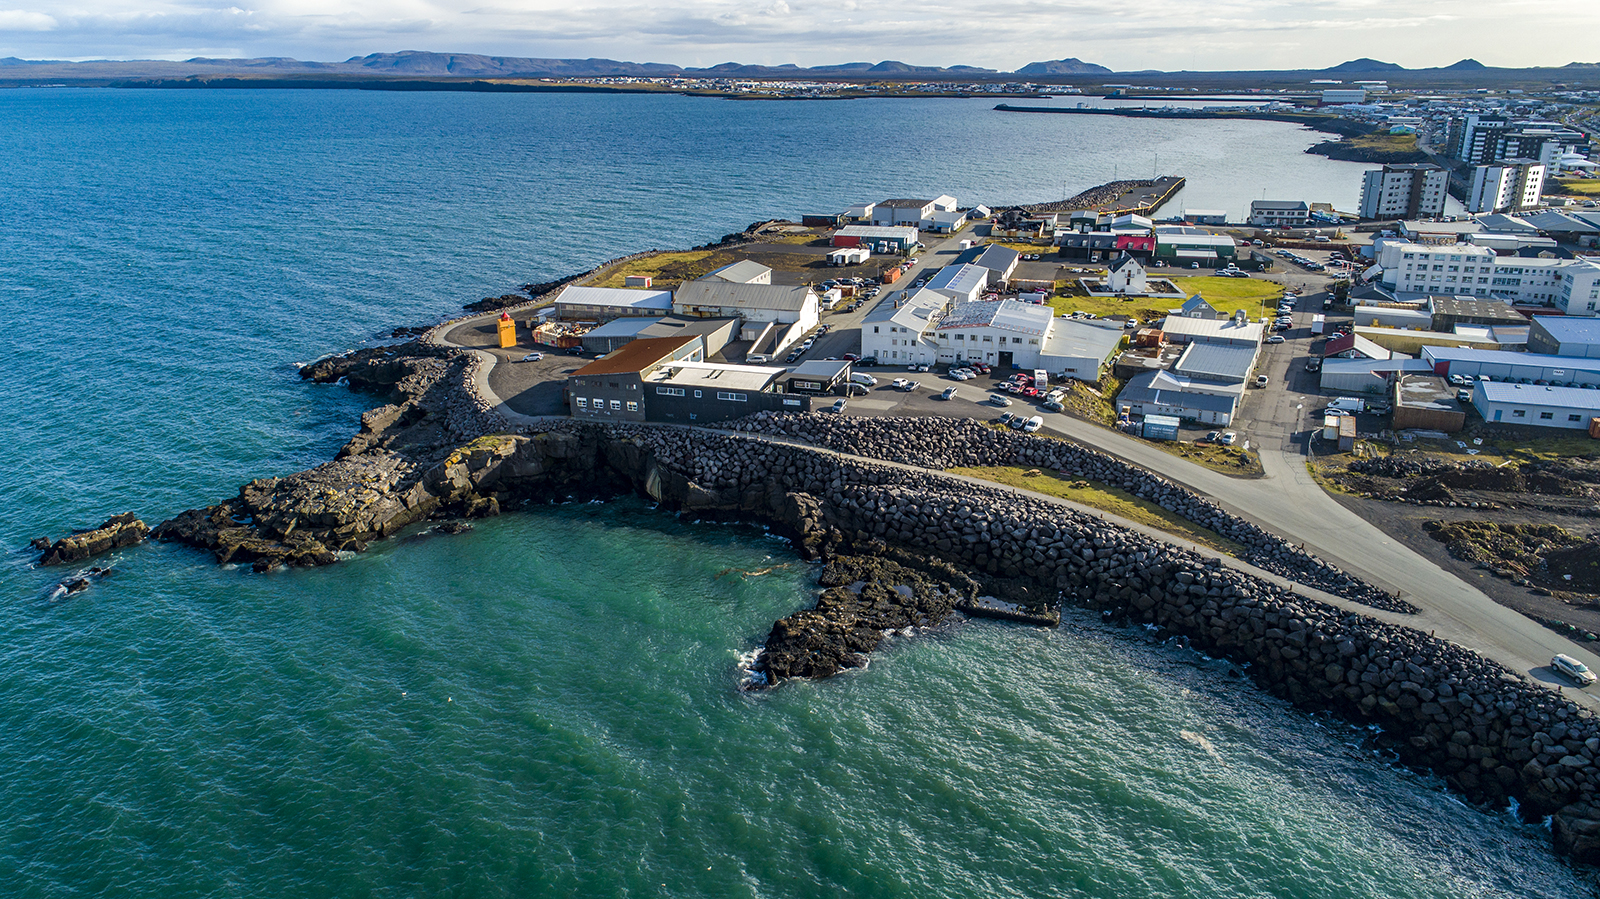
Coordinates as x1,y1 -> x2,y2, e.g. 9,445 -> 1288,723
0,88 -> 1589,896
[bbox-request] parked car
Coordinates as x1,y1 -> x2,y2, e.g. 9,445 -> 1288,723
1042,400 -> 1064,412
940,386 -> 958,400
1022,416 -> 1044,433
830,398 -> 848,413
989,394 -> 1013,407
1218,431 -> 1238,446
997,411 -> 1017,426
1255,374 -> 1270,386
1305,358 -> 1322,372
1266,335 -> 1286,344
1554,654 -> 1597,687
519,352 -> 544,362
843,353 -> 860,361
857,357 -> 879,367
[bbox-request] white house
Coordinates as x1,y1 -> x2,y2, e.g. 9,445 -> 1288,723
1249,200 -> 1311,228
933,299 -> 1053,368
953,244 -> 1020,283
1105,254 -> 1148,294
932,195 -> 959,212
924,263 -> 991,305
925,209 -> 967,233
672,282 -> 819,331
861,288 -> 948,366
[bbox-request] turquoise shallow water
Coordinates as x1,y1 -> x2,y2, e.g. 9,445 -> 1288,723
0,89 -> 1592,896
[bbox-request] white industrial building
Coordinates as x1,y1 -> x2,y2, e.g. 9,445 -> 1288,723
1351,304 -> 1432,330
860,288 -> 947,366
1039,319 -> 1127,381
924,263 -> 991,305
672,282 -> 819,331
1528,316 -> 1600,358
1472,382 -> 1600,430
1466,159 -> 1545,214
1359,164 -> 1448,220
1249,200 -> 1311,228
1320,88 -> 1367,105
1116,334 -> 1258,424
1421,345 -> 1600,385
702,260 -> 773,284
953,244 -> 1020,283
934,299 -> 1053,368
871,198 -> 937,227
925,209 -> 967,233
554,285 -> 674,320
1158,313 -> 1264,347
1318,358 -> 1432,394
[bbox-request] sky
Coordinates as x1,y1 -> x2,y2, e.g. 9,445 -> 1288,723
0,0 -> 1593,71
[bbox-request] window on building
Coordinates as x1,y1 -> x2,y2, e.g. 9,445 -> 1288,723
575,397 -> 587,408
1512,409 -> 1526,417
655,387 -> 686,396
1540,411 -> 1554,420
873,326 -> 879,333
1571,414 -> 1584,422
626,401 -> 638,412
982,336 -> 993,343
694,390 -> 702,398
717,392 -> 748,402
610,400 -> 621,410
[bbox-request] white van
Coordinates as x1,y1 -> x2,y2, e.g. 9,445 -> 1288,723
1326,396 -> 1365,414
849,372 -> 877,387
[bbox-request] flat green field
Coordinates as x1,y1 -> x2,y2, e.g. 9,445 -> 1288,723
1167,276 -> 1283,318
1555,179 -> 1600,197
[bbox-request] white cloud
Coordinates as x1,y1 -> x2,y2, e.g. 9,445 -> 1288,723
0,0 -> 1592,70
0,9 -> 57,30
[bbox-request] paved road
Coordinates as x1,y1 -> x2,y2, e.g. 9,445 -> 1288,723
435,236 -> 1600,706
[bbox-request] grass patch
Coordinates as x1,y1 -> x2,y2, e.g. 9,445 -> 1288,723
592,250 -> 730,289
988,239 -> 1053,252
1046,293 -> 1169,322
1167,276 -> 1283,319
950,465 -> 1245,555
1146,439 -> 1266,478
1554,179 -> 1600,197
1349,131 -> 1421,153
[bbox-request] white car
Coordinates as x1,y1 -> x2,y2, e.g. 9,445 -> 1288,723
830,398 -> 848,414
1218,431 -> 1238,445
1022,415 -> 1044,433
1266,335 -> 1286,345
1554,654 -> 1597,687
989,394 -> 1013,407
890,378 -> 911,390
519,352 -> 544,362
940,386 -> 958,400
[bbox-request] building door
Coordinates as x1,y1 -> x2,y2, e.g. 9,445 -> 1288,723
1493,409 -> 1502,421
998,351 -> 1014,369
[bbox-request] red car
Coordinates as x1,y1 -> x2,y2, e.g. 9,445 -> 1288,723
843,353 -> 860,361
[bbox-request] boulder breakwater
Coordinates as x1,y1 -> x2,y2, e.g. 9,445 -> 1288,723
87,339 -> 1600,863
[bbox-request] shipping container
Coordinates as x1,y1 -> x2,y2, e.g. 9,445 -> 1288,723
1141,414 -> 1181,441
1311,314 -> 1326,335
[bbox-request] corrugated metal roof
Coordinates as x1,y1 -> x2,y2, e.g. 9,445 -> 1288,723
1479,382 -> 1600,409
879,198 -> 933,208
556,286 -> 673,309
584,317 -> 660,338
1120,371 -> 1239,413
1174,342 -> 1256,381
1042,319 -> 1125,360
953,244 -> 1019,275
1159,316 -> 1263,344
926,263 -> 989,296
1534,315 -> 1600,345
571,336 -> 699,376
836,225 -> 919,240
936,299 -> 1052,336
673,281 -> 815,312
1423,346 -> 1600,371
864,288 -> 947,332
702,260 -> 772,283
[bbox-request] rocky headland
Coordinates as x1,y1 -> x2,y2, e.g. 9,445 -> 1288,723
47,332 -> 1600,864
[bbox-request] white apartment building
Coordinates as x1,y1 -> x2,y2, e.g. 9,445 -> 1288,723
1359,164 -> 1448,220
1466,159 -> 1545,214
1248,200 -> 1311,228
1378,242 -> 1600,313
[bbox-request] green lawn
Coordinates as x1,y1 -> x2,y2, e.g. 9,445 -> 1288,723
1554,179 -> 1600,197
1167,276 -> 1284,319
949,465 -> 1245,555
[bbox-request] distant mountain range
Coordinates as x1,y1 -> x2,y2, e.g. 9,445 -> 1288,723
0,51 -> 1595,84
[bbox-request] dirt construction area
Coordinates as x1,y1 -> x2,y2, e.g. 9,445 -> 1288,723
1316,447 -> 1600,643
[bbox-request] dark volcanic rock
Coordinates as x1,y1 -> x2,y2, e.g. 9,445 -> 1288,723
38,513 -> 149,566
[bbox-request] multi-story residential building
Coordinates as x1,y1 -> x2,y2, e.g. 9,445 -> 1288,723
1359,164 -> 1448,220
1451,114 -> 1586,167
1466,159 -> 1546,214
1377,242 -> 1600,313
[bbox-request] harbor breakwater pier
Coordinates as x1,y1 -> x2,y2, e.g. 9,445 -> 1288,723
86,337 -> 1600,864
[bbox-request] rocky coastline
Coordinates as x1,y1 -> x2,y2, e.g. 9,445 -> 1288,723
53,333 -> 1600,864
